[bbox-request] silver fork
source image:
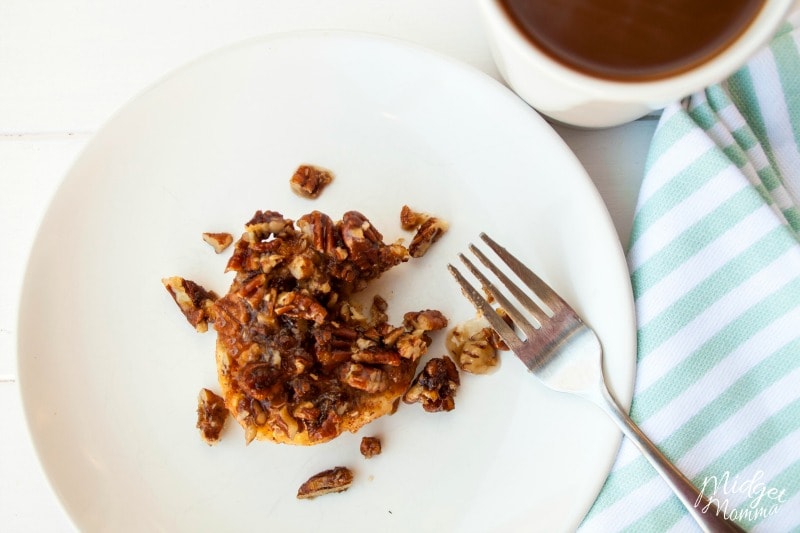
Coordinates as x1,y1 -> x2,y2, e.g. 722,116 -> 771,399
448,233 -> 744,533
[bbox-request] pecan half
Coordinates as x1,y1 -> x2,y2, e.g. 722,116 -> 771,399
297,211 -> 339,257
297,466 -> 354,499
341,211 -> 383,262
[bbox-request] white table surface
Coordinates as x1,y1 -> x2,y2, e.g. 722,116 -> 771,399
0,1 -> 655,530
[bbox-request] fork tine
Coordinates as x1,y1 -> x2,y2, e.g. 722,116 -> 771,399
480,233 -> 571,316
447,264 -> 524,352
456,253 -> 539,341
468,243 -> 548,326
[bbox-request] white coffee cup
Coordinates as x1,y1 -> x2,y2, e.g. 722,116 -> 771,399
479,0 -> 796,128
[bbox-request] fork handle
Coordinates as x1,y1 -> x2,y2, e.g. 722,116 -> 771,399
592,383 -> 746,533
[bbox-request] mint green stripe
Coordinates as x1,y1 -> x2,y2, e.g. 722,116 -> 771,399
583,452 -> 665,516
695,397 -> 800,509
758,165 -> 783,192
695,396 -> 800,481
621,497 -> 685,533
637,226 -> 793,354
771,35 -> 800,158
738,459 -> 800,530
634,276 -> 800,419
597,333 -> 800,518
583,337 -> 800,520
631,187 -> 765,294
751,459 -> 800,530
644,109 -> 697,170
774,19 -> 795,39
628,398 -> 800,531
629,150 -> 731,250
722,144 -> 749,168
706,84 -> 733,113
753,183 -> 773,206
689,101 -> 717,130
728,66 -> 775,163
660,338 -> 800,458
731,124 -> 758,152
785,207 -> 800,236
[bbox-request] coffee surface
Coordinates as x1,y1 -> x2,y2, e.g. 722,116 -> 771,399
499,0 -> 766,81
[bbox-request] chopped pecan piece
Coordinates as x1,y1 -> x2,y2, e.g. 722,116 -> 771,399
408,217 -> 448,258
202,232 -> 234,253
369,295 -> 389,326
400,205 -> 428,230
290,164 -> 334,199
404,309 -> 449,332
292,401 -> 321,421
447,320 -> 499,375
271,405 -> 300,441
244,210 -> 291,239
341,211 -> 409,276
274,291 -> 328,324
162,276 -> 217,332
396,332 -> 429,361
403,356 -> 460,412
352,347 -> 402,366
297,466 -> 354,499
237,362 -> 286,403
340,362 -> 389,393
196,388 -> 229,445
379,324 -> 406,347
360,436 -> 382,458
287,254 -> 315,280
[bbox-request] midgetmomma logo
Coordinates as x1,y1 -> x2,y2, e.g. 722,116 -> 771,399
696,470 -> 787,521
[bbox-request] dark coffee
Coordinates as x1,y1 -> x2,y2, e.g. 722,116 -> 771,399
499,0 -> 767,81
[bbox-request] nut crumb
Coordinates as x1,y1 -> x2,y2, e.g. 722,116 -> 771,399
202,232 -> 233,253
360,436 -> 382,458
297,467 -> 354,499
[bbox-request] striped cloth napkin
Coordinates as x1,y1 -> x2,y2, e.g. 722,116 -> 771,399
580,11 -> 800,533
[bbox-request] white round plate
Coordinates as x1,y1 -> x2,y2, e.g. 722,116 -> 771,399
18,32 -> 635,532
